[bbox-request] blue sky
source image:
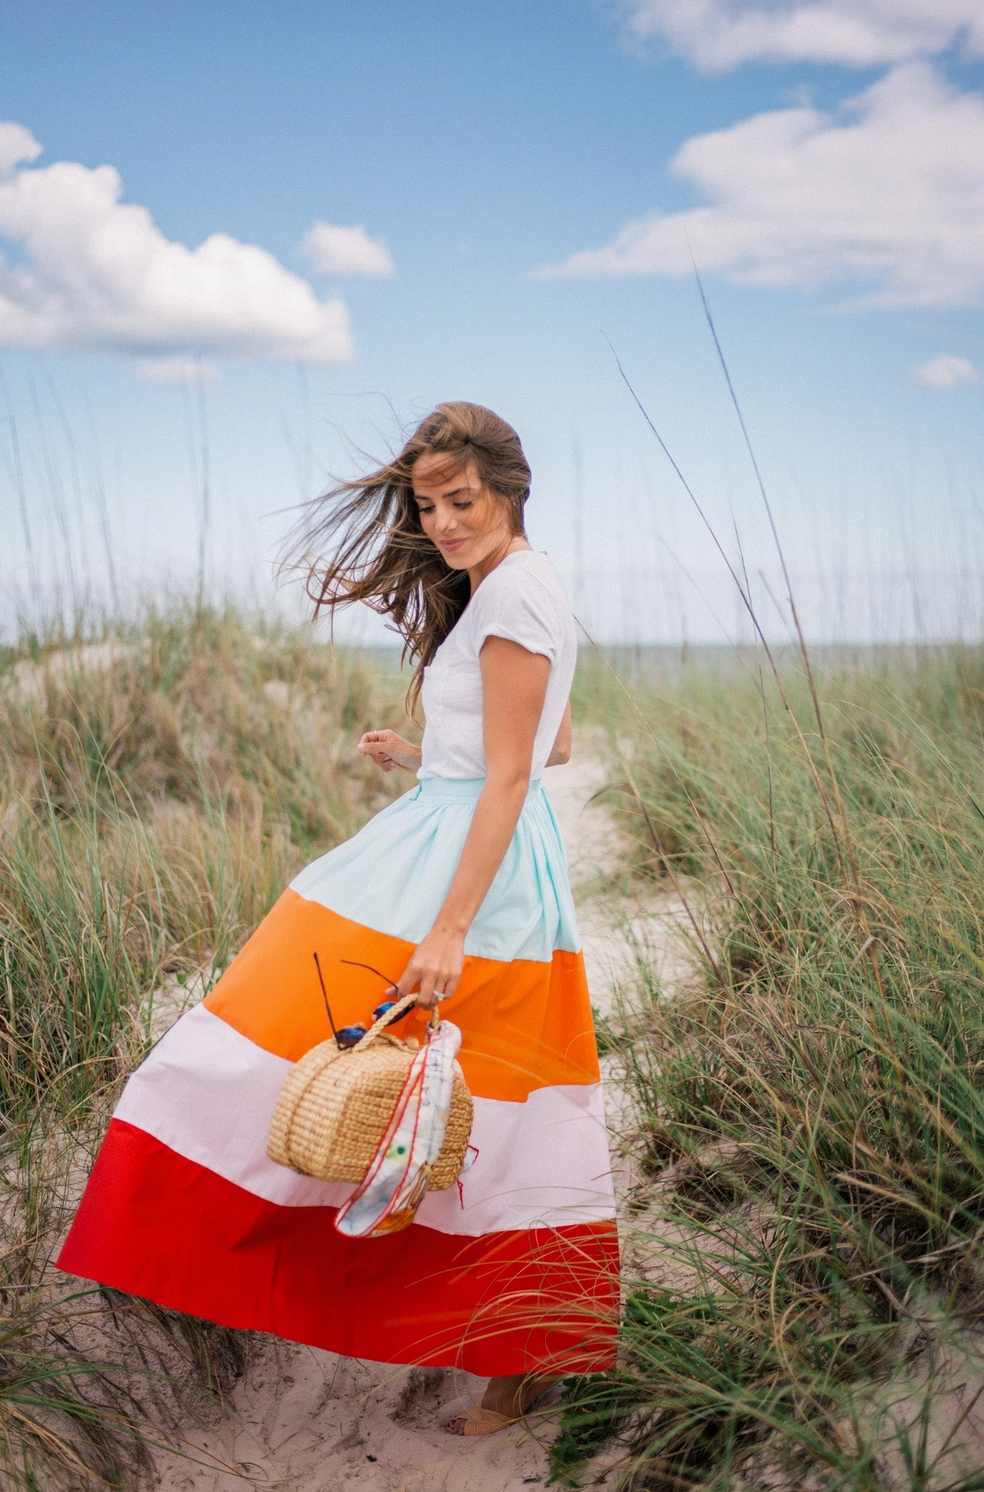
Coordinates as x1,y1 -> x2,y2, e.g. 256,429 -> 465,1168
1,0 -> 983,642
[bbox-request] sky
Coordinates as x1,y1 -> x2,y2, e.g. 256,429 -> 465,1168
1,0 -> 983,644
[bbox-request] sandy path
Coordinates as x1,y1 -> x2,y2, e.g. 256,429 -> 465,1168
150,744 -> 675,1492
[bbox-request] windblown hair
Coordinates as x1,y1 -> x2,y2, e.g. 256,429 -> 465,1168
284,402 -> 531,709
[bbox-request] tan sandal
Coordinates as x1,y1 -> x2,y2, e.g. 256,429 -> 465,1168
447,1382 -> 563,1436
447,1406 -> 520,1436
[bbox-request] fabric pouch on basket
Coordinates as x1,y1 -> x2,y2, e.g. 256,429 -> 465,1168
335,1017 -> 470,1238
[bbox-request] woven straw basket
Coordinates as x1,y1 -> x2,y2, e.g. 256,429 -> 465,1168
267,993 -> 473,1190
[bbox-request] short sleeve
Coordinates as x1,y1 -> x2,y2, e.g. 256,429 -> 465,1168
469,565 -> 562,662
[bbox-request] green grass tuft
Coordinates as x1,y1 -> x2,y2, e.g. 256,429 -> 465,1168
563,645 -> 984,1490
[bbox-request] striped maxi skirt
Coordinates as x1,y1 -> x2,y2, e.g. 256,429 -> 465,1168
57,776 -> 620,1376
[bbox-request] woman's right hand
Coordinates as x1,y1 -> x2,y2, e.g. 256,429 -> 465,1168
357,730 -> 422,773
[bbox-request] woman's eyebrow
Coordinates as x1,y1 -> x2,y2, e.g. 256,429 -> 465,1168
412,485 -> 470,501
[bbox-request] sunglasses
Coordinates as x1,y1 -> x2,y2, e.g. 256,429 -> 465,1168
314,952 -> 410,1050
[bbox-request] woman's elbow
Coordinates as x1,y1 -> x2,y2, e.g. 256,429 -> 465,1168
487,765 -> 533,797
548,744 -> 572,767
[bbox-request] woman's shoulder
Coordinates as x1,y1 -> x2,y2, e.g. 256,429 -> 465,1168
463,550 -> 574,661
474,550 -> 570,612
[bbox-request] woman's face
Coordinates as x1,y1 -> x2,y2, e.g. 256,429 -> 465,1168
411,452 -> 514,573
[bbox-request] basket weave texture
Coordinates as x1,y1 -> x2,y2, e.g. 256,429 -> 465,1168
267,1018 -> 473,1191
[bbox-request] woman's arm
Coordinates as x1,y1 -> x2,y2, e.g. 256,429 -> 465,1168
545,700 -> 571,767
393,635 -> 550,1008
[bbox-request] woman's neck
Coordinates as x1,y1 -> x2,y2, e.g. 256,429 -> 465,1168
467,535 -> 532,592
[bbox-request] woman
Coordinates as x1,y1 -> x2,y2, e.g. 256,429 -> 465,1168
58,402 -> 619,1436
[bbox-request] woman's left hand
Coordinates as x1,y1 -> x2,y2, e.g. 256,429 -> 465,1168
357,730 -> 421,773
394,928 -> 465,1010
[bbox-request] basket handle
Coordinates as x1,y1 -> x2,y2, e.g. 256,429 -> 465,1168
357,990 -> 426,1051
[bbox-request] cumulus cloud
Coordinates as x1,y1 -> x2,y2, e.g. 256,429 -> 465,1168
614,0 -> 984,71
0,125 -> 353,361
537,65 -> 984,308
910,354 -> 981,390
298,221 -> 395,277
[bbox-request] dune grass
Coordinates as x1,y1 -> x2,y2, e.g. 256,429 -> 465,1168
555,646 -> 984,1490
0,604 -> 406,1488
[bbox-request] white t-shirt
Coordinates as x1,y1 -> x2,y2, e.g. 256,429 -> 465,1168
417,550 -> 577,780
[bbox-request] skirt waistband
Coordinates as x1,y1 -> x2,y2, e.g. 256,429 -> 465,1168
413,776 -> 544,805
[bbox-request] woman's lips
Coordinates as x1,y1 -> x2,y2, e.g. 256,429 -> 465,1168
440,538 -> 466,552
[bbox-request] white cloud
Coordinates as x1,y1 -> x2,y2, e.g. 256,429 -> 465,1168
0,122 -> 42,176
614,0 -> 984,70
298,221 -> 395,277
138,355 -> 219,383
910,354 -> 981,389
537,65 -> 984,308
0,125 -> 353,361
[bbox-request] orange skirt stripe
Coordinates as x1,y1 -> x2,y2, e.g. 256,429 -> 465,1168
204,888 -> 600,1101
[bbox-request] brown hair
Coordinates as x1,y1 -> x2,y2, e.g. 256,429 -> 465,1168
283,401 -> 531,709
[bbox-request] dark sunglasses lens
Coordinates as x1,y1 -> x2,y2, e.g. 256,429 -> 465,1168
336,1025 -> 367,1049
372,1000 -> 407,1023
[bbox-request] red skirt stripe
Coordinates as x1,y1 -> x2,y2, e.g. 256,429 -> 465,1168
57,1119 -> 620,1377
